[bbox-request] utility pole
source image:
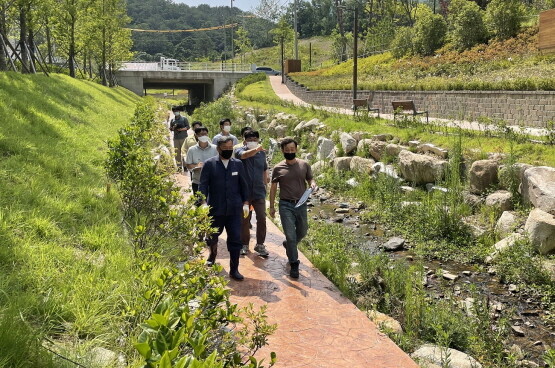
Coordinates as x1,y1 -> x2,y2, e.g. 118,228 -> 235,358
352,3 -> 358,100
280,36 -> 285,84
293,0 -> 298,60
230,0 -> 234,59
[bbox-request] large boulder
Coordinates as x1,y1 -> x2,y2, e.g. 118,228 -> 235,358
317,137 -> 335,160
469,160 -> 499,194
411,344 -> 482,368
350,156 -> 375,174
372,162 -> 400,180
340,132 -> 357,154
311,160 -> 327,175
398,150 -> 447,185
275,125 -> 287,138
372,133 -> 393,141
357,139 -> 372,155
385,143 -> 404,158
485,190 -> 513,212
525,208 -> 555,254
417,143 -> 449,159
332,157 -> 352,172
521,166 -> 555,215
369,141 -> 388,161
496,211 -> 519,238
493,233 -> 525,254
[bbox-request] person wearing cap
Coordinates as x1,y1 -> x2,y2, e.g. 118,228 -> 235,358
234,130 -> 269,257
269,138 -> 316,279
169,107 -> 190,170
212,118 -> 238,146
199,136 -> 249,281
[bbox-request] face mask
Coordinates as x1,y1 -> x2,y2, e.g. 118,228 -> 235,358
223,125 -> 231,132
246,141 -> 258,149
198,136 -> 210,143
174,111 -> 180,116
220,150 -> 233,159
283,152 -> 296,160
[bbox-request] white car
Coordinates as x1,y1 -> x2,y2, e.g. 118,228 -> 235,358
255,66 -> 280,76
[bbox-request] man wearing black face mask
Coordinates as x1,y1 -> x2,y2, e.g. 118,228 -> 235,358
199,137 -> 249,281
269,138 -> 317,279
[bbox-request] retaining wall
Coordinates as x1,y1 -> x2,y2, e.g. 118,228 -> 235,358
285,77 -> 555,128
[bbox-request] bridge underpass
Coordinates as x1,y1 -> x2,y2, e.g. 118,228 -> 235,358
115,62 -> 253,105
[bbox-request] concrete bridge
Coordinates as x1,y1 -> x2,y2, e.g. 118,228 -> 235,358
115,61 -> 253,102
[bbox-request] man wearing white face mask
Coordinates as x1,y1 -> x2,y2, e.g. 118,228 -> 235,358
235,130 -> 269,257
169,107 -> 190,170
185,126 -> 218,195
212,118 -> 238,146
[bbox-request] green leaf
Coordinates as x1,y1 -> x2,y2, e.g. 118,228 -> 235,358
158,352 -> 172,368
133,342 -> 151,359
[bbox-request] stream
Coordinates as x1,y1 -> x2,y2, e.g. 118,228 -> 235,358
306,189 -> 555,365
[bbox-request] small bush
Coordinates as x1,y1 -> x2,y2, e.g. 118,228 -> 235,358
484,0 -> 526,40
447,0 -> 488,51
390,27 -> 414,58
414,6 -> 447,56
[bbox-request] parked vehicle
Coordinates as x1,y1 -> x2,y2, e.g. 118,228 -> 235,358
254,66 -> 280,76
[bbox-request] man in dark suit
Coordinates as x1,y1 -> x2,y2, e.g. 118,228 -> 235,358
199,137 -> 249,280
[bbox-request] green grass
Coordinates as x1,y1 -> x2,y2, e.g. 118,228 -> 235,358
289,27 -> 555,92
238,79 -> 555,167
0,72 -> 142,366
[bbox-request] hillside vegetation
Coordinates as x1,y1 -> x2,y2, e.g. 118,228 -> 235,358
0,73 -> 139,366
290,27 -> 555,91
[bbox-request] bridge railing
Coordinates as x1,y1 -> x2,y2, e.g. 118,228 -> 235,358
121,62 -> 253,72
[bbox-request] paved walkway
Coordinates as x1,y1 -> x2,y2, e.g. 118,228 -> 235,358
269,76 -> 550,137
174,173 -> 418,368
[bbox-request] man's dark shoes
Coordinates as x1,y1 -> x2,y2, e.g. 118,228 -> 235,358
230,269 -> 244,281
290,261 -> 300,279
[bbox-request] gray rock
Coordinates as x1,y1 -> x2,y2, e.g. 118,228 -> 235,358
522,166 -> 555,215
462,191 -> 484,207
335,208 -> 350,214
317,137 -> 335,160
275,124 -> 288,138
491,233 -> 525,256
398,150 -> 447,185
369,141 -> 388,161
385,143 -> 404,158
300,118 -> 325,131
340,132 -> 357,154
496,211 -> 518,238
332,157 -> 352,172
408,140 -> 420,149
383,237 -> 405,251
417,143 -> 449,159
511,325 -> 525,336
400,186 -> 416,193
293,120 -> 307,132
372,162 -> 400,180
372,133 -> 393,141
356,139 -> 373,155
411,344 -> 482,368
311,160 -> 327,175
346,178 -> 359,187
86,347 -> 123,368
485,190 -> 513,212
442,272 -> 458,281
350,156 -> 375,175
469,160 -> 499,194
525,208 -> 555,254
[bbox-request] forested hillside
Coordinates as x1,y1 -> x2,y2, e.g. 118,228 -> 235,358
127,0 -> 275,61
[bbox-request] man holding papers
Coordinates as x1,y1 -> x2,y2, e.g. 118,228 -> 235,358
269,138 -> 317,279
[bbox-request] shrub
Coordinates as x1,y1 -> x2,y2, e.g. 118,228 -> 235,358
447,0 -> 488,51
484,0 -> 526,40
414,7 -> 448,56
390,27 -> 414,58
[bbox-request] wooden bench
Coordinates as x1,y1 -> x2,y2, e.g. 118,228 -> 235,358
392,100 -> 428,123
352,94 -> 380,118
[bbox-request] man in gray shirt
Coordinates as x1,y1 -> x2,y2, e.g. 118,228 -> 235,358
235,130 -> 269,257
185,127 -> 218,196
169,107 -> 190,170
212,118 -> 238,146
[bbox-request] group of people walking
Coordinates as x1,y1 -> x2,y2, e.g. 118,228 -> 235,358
168,107 -> 316,281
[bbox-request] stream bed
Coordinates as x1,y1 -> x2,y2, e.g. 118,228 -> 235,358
306,190 -> 555,365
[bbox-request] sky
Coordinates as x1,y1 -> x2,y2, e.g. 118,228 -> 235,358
175,0 -> 261,11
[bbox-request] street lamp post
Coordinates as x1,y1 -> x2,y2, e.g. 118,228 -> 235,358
230,0 -> 234,59
352,3 -> 358,100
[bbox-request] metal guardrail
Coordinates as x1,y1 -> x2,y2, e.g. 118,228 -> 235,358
121,62 -> 253,72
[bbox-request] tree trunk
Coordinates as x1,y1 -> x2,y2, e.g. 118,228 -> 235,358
19,6 -> 29,73
45,17 -> 53,64
335,0 -> 346,62
69,15 -> 76,77
101,26 -> 107,85
28,6 -> 37,73
0,5 -> 7,71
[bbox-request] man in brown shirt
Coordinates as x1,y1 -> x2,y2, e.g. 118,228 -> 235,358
269,138 -> 317,278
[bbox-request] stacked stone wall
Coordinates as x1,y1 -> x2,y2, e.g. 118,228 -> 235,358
285,77 -> 555,128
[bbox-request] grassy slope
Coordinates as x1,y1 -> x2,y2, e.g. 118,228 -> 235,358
235,36 -> 335,71
291,27 -> 555,91
238,78 -> 555,167
0,72 -> 140,366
